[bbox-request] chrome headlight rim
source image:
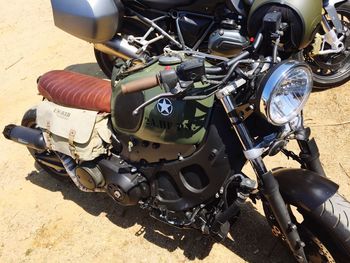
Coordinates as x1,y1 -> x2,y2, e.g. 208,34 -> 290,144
259,60 -> 313,126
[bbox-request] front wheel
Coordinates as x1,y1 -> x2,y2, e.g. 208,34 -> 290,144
300,193 -> 350,262
265,193 -> 350,262
298,2 -> 350,89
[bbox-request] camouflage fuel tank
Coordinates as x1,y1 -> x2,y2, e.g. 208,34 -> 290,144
111,61 -> 214,145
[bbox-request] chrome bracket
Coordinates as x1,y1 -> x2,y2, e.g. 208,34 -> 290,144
324,3 -> 344,33
243,147 -> 265,160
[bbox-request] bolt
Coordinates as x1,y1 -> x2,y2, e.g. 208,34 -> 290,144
208,149 -> 218,161
114,190 -> 122,199
295,240 -> 306,250
178,154 -> 184,161
288,223 -> 297,232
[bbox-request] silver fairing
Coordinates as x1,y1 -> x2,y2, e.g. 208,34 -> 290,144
51,0 -> 123,43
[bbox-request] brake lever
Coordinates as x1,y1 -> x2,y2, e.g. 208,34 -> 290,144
132,80 -> 194,116
132,58 -> 208,115
132,92 -> 174,116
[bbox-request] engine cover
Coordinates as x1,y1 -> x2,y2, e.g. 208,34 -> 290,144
140,104 -> 247,211
97,156 -> 150,206
76,162 -> 105,190
178,14 -> 212,47
208,29 -> 249,57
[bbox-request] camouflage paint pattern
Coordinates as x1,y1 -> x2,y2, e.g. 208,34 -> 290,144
111,61 -> 214,145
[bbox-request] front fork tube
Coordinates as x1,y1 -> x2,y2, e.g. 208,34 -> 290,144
323,3 -> 344,34
297,135 -> 326,177
219,95 -> 307,262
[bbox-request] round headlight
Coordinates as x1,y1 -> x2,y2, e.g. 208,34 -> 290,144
259,61 -> 312,126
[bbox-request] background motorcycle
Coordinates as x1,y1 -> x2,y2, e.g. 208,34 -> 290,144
296,0 -> 350,88
51,0 -> 350,88
3,14 -> 350,261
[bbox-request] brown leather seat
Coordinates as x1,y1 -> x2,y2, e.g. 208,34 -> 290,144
38,70 -> 112,113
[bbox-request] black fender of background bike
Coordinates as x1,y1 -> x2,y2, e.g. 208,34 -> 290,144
272,168 -> 339,212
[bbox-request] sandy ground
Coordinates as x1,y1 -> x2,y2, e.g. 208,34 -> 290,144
0,1 -> 349,262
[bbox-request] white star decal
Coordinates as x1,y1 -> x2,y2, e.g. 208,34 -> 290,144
157,98 -> 173,116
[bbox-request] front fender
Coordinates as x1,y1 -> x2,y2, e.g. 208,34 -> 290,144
272,168 -> 339,212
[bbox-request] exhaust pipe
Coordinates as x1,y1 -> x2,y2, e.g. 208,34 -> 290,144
3,124 -> 46,151
94,35 -> 144,60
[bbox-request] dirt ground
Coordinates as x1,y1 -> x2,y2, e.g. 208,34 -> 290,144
0,1 -> 349,262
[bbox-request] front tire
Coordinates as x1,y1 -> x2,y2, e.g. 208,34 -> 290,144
301,193 -> 350,262
265,193 -> 350,262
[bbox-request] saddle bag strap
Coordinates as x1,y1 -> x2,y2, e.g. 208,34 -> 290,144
43,121 -> 53,150
68,129 -> 79,160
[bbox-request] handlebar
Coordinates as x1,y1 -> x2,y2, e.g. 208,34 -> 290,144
121,32 -> 264,95
121,75 -> 160,94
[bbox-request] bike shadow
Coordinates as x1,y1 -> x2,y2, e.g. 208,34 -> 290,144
26,168 -> 293,263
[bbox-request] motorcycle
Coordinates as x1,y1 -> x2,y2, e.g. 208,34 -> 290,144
3,10 -> 350,262
51,0 -> 350,88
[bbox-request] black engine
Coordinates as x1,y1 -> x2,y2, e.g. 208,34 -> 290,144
75,155 -> 151,206
208,27 -> 249,57
174,4 -> 250,57
98,156 -> 150,206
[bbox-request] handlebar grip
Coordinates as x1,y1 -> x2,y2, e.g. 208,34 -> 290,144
121,75 -> 160,94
